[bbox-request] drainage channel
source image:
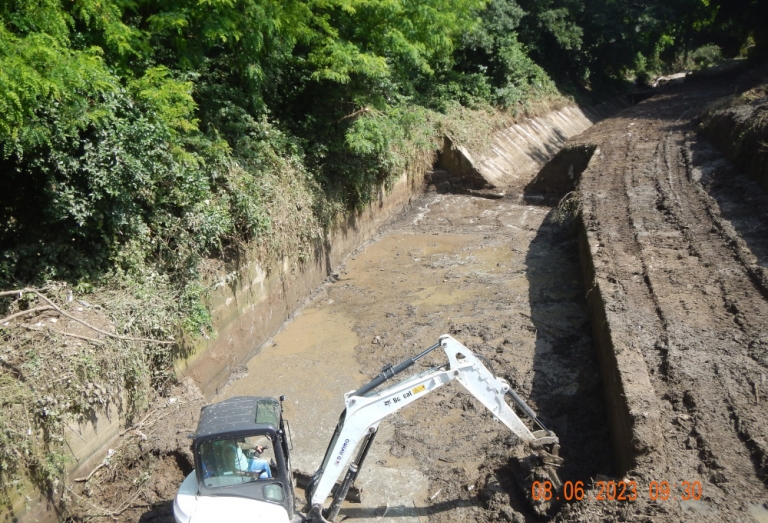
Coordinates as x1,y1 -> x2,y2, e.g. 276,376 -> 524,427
215,187 -> 614,522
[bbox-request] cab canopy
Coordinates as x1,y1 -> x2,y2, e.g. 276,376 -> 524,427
195,396 -> 281,439
190,396 -> 292,512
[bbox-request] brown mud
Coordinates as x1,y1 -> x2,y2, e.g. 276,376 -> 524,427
66,69 -> 768,523
326,193 -> 614,522
563,69 -> 768,522
73,189 -> 614,523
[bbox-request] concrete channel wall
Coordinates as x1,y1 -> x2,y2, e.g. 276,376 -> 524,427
438,103 -> 622,189
12,102 -> 616,523
176,175 -> 422,399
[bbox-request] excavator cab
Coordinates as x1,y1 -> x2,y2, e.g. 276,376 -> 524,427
174,396 -> 297,523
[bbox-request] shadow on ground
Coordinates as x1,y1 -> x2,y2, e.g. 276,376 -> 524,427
525,209 -> 615,486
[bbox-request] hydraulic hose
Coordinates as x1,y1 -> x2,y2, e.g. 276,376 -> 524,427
352,342 -> 441,397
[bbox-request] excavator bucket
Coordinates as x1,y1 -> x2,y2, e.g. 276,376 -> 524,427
510,434 -> 564,516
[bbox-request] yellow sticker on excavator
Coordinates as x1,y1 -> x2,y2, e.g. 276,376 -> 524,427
412,385 -> 426,394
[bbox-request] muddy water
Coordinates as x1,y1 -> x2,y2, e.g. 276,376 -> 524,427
216,192 -> 614,522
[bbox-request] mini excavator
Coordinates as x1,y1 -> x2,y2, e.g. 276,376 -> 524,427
173,335 -> 561,523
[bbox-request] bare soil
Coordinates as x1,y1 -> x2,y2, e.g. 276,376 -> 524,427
66,69 -> 768,523
566,70 -> 768,522
64,379 -> 204,522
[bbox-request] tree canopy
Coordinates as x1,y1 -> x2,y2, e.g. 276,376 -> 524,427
0,0 -> 763,288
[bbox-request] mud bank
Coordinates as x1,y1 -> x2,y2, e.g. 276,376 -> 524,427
569,72 -> 768,522
698,84 -> 768,192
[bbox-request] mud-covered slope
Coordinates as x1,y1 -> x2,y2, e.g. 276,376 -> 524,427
571,74 -> 768,521
698,85 -> 768,192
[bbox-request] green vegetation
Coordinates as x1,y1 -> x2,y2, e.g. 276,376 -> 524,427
1,0 -> 764,287
0,0 -> 764,514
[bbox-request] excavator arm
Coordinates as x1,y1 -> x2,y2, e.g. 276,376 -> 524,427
305,335 -> 559,522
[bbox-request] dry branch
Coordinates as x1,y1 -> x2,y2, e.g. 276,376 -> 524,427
74,462 -> 108,483
5,288 -> 174,345
21,323 -> 105,345
66,486 -> 145,520
0,287 -> 48,298
337,105 -> 381,122
1,305 -> 54,324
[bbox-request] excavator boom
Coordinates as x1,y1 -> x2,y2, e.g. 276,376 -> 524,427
174,335 -> 560,523
305,334 -> 558,522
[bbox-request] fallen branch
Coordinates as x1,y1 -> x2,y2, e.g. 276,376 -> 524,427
74,462 -> 108,483
119,408 -> 156,436
0,287 -> 48,298
0,305 -> 54,324
66,486 -> 145,520
9,288 -> 174,345
22,324 -> 105,345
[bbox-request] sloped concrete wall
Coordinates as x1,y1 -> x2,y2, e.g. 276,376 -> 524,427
439,103 -> 622,188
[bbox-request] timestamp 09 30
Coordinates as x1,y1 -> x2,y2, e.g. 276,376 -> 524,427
531,479 -> 703,502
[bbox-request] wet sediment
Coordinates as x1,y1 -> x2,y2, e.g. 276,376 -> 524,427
218,190 -> 615,523
571,76 -> 768,521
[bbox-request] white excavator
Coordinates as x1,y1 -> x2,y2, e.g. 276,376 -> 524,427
173,334 -> 561,523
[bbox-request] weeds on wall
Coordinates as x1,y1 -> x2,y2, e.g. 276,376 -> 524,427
0,283 -> 179,510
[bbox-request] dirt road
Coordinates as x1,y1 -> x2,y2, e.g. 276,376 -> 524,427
566,72 -> 768,522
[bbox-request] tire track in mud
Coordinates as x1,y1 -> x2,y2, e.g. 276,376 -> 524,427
660,132 -> 768,490
630,129 -> 766,504
574,78 -> 768,522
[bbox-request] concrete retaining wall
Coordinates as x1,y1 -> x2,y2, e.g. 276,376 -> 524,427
438,103 -> 622,189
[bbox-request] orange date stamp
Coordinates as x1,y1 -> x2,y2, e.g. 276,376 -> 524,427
531,479 -> 703,502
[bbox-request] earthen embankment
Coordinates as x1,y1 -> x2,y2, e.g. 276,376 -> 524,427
567,73 -> 768,521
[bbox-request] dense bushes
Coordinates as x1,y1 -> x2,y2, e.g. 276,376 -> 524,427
3,0 -> 762,290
